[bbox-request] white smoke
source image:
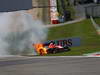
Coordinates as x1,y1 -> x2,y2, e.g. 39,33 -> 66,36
0,11 -> 48,56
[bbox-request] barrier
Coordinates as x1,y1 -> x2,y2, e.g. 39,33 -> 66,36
85,4 -> 100,18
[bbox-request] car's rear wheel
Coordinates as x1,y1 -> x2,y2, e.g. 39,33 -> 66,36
52,48 -> 58,54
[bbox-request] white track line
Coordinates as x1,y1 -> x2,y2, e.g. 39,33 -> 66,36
90,16 -> 100,30
26,56 -> 100,58
0,55 -> 100,59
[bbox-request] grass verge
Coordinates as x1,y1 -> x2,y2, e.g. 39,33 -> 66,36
47,19 -> 100,56
94,18 -> 100,26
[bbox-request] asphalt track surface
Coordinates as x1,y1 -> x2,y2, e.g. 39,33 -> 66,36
0,56 -> 100,75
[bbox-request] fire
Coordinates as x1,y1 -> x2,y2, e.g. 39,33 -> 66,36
33,43 -> 47,56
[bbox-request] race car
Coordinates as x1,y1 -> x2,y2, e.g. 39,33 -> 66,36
47,45 -> 70,54
33,40 -> 71,55
32,37 -> 80,55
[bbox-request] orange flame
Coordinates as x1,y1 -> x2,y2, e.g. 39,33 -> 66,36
33,43 -> 47,56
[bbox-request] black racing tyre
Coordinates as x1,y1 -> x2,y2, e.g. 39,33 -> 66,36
47,48 -> 53,54
52,50 -> 56,54
67,48 -> 71,51
52,48 -> 58,54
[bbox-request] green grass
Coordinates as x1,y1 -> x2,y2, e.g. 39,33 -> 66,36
47,19 -> 100,56
94,18 -> 100,26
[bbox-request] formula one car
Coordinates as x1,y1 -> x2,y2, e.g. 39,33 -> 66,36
33,39 -> 71,55
33,43 -> 70,55
47,45 -> 70,54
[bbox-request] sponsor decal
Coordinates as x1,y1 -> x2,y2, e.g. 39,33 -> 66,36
44,37 -> 81,47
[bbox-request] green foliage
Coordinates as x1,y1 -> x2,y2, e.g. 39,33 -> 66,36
57,0 -> 75,19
